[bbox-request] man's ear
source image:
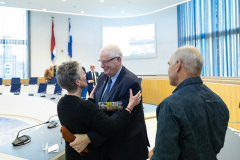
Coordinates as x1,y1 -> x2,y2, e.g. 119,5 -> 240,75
117,57 -> 121,65
75,79 -> 80,87
176,60 -> 181,72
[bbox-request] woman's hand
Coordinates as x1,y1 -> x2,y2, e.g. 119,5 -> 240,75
89,84 -> 97,99
148,148 -> 154,160
127,89 -> 141,112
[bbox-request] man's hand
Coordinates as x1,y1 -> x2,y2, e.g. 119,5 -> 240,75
89,80 -> 94,83
148,148 -> 154,160
89,84 -> 97,99
70,134 -> 91,153
45,80 -> 48,83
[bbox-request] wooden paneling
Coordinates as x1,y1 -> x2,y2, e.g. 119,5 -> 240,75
141,78 -> 240,130
2,78 -> 46,85
37,78 -> 46,84
2,79 -> 11,85
20,79 -> 29,84
141,79 -> 175,105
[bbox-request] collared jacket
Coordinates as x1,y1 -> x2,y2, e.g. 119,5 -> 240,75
152,77 -> 229,160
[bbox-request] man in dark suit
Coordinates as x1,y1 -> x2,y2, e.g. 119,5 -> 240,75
86,63 -> 99,95
70,44 -> 150,160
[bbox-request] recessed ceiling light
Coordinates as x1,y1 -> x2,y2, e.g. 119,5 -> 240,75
42,9 -> 46,11
0,2 -> 5,4
121,11 -> 125,13
81,11 -> 84,13
62,0 -> 66,1
100,0 -> 104,2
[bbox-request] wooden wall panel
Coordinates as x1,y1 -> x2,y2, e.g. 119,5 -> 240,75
141,80 -> 240,130
37,78 -> 46,84
141,79 -> 175,105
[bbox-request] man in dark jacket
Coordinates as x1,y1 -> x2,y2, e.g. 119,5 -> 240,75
70,44 -> 150,160
86,63 -> 99,95
149,46 -> 229,160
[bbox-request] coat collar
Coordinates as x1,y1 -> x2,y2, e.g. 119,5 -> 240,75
172,77 -> 203,93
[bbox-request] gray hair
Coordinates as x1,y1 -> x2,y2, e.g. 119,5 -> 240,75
100,44 -> 123,59
171,46 -> 203,75
56,61 -> 81,93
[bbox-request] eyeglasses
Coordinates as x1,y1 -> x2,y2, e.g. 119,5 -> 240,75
98,57 -> 117,65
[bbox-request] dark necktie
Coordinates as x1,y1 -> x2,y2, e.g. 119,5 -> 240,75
101,77 -> 112,102
92,72 -> 96,85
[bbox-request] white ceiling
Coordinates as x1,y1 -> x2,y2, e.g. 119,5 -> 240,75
0,0 -> 189,18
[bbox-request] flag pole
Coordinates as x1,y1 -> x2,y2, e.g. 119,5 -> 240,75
69,18 -> 71,62
52,17 -> 55,64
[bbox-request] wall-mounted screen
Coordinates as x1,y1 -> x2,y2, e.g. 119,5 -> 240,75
102,24 -> 156,59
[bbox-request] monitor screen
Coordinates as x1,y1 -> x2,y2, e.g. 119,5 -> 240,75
102,24 -> 156,59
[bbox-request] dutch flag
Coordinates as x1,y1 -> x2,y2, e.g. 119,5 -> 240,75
51,20 -> 56,61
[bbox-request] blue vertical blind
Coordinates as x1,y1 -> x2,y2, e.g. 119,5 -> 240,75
178,0 -> 240,77
0,7 -> 29,79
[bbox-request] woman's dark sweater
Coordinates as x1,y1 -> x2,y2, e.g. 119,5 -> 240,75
57,95 -> 131,160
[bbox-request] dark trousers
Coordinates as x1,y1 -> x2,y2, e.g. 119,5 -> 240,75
47,79 -> 51,84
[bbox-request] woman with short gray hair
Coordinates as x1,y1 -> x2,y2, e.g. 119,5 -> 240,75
57,61 -> 141,160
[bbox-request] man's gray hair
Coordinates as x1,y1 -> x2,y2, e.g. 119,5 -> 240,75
56,61 -> 81,93
171,46 -> 203,75
100,44 -> 123,59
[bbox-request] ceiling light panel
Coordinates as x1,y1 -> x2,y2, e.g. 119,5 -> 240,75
0,0 -> 189,18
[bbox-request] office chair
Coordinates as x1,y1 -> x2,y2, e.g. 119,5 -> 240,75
81,86 -> 88,100
0,78 -> 2,85
38,83 -> 48,93
11,78 -> 21,85
10,83 -> 21,93
54,83 -> 62,94
29,77 -> 38,85
51,77 -> 57,84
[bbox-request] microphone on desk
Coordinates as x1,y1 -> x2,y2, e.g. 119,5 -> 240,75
47,115 -> 59,129
12,121 -> 49,146
28,85 -> 39,96
41,86 -> 55,97
50,91 -> 62,100
14,88 -> 21,95
50,94 -> 56,100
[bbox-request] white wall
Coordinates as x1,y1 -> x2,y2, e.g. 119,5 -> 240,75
30,7 -> 178,77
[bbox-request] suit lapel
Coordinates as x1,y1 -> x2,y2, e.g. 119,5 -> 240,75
90,72 -> 93,80
96,75 -> 108,103
106,66 -> 125,101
